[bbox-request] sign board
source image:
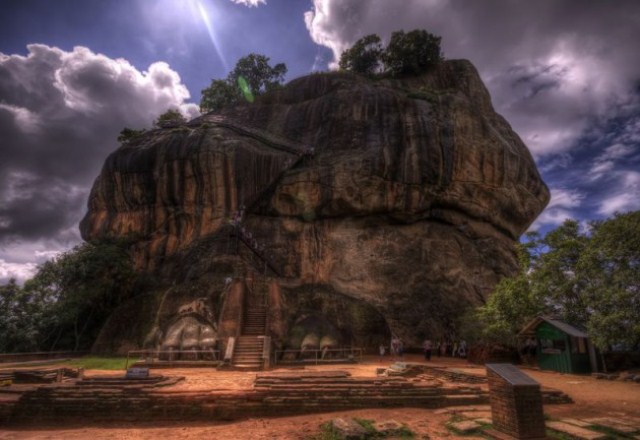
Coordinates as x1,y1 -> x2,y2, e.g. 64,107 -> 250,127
126,367 -> 150,379
486,363 -> 539,386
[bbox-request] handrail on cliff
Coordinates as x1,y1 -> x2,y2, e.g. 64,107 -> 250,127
202,115 -> 306,157
231,222 -> 283,277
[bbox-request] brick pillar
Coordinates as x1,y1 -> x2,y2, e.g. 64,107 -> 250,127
486,363 -> 546,439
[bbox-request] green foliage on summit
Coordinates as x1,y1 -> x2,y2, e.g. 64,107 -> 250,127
200,53 -> 287,113
153,108 -> 187,128
339,29 -> 443,76
470,212 -> 640,350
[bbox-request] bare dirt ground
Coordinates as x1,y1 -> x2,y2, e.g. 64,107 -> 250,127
1,354 -> 639,439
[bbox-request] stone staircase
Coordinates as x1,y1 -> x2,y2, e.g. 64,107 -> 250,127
232,337 -> 264,370
232,278 -> 268,370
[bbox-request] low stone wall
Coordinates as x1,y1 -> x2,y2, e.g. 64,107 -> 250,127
3,372 -> 489,425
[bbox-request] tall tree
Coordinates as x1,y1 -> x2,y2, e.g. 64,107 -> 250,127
24,239 -> 136,351
470,213 -> 640,351
227,53 -> 287,96
153,108 -> 187,128
579,212 -> 640,348
531,219 -> 590,325
200,54 -> 287,113
339,34 -> 383,75
382,29 -> 443,76
200,79 -> 239,113
473,244 -> 544,344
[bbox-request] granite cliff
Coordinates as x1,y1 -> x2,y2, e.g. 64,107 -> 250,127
81,59 -> 549,356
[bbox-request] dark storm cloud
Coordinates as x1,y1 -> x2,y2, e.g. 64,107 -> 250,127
0,44 -> 198,280
305,0 -> 640,227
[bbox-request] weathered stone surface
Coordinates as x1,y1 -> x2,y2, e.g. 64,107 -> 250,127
82,60 -> 549,352
330,418 -> 368,439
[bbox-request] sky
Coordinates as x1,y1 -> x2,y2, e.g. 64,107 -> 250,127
1,0 -> 639,283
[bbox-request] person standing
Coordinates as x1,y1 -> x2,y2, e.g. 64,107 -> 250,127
459,340 -> 467,358
423,339 -> 433,361
390,336 -> 400,360
379,343 -> 386,361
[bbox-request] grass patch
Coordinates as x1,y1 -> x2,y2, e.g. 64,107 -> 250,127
389,426 -> 414,438
354,418 -> 378,436
314,422 -> 342,440
65,356 -> 129,370
588,424 -> 629,439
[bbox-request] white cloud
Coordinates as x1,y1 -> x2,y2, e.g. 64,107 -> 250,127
229,0 -> 266,6
0,259 -> 38,284
547,188 -> 585,210
589,143 -> 636,181
598,171 -> 640,216
531,209 -> 575,230
530,188 -> 585,229
0,44 -> 199,274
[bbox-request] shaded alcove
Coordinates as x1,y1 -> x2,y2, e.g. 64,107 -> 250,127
280,285 -> 392,354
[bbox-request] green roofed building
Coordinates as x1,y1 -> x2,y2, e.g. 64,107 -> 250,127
519,316 -> 599,374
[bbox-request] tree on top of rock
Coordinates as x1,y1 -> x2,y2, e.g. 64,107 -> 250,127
383,29 -> 443,76
200,79 -> 239,114
339,29 -> 443,77
338,34 -> 384,75
153,108 -> 187,128
228,53 -> 287,97
200,53 -> 287,113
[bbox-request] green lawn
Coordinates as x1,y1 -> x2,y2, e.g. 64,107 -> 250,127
66,356 -> 129,370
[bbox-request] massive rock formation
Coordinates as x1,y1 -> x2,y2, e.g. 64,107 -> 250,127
82,60 -> 549,354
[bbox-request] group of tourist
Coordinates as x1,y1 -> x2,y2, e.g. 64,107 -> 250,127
379,337 -> 468,361
425,340 -> 467,360
379,336 -> 405,360
228,206 -> 272,257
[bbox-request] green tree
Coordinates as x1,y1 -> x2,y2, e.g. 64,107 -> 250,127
0,280 -> 36,352
579,212 -> 640,349
469,212 -> 640,351
22,239 -> 137,351
228,53 -> 287,96
153,108 -> 187,128
200,79 -> 239,113
382,29 -> 443,76
200,54 -> 287,113
531,219 -> 590,325
117,127 -> 146,145
473,244 -> 544,345
339,34 -> 383,75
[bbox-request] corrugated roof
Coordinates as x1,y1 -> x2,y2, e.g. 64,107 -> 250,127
519,315 -> 589,338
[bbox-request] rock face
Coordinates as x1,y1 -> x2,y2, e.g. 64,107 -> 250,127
82,60 -> 549,354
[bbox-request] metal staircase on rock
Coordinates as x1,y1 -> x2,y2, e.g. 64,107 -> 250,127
232,279 -> 269,370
